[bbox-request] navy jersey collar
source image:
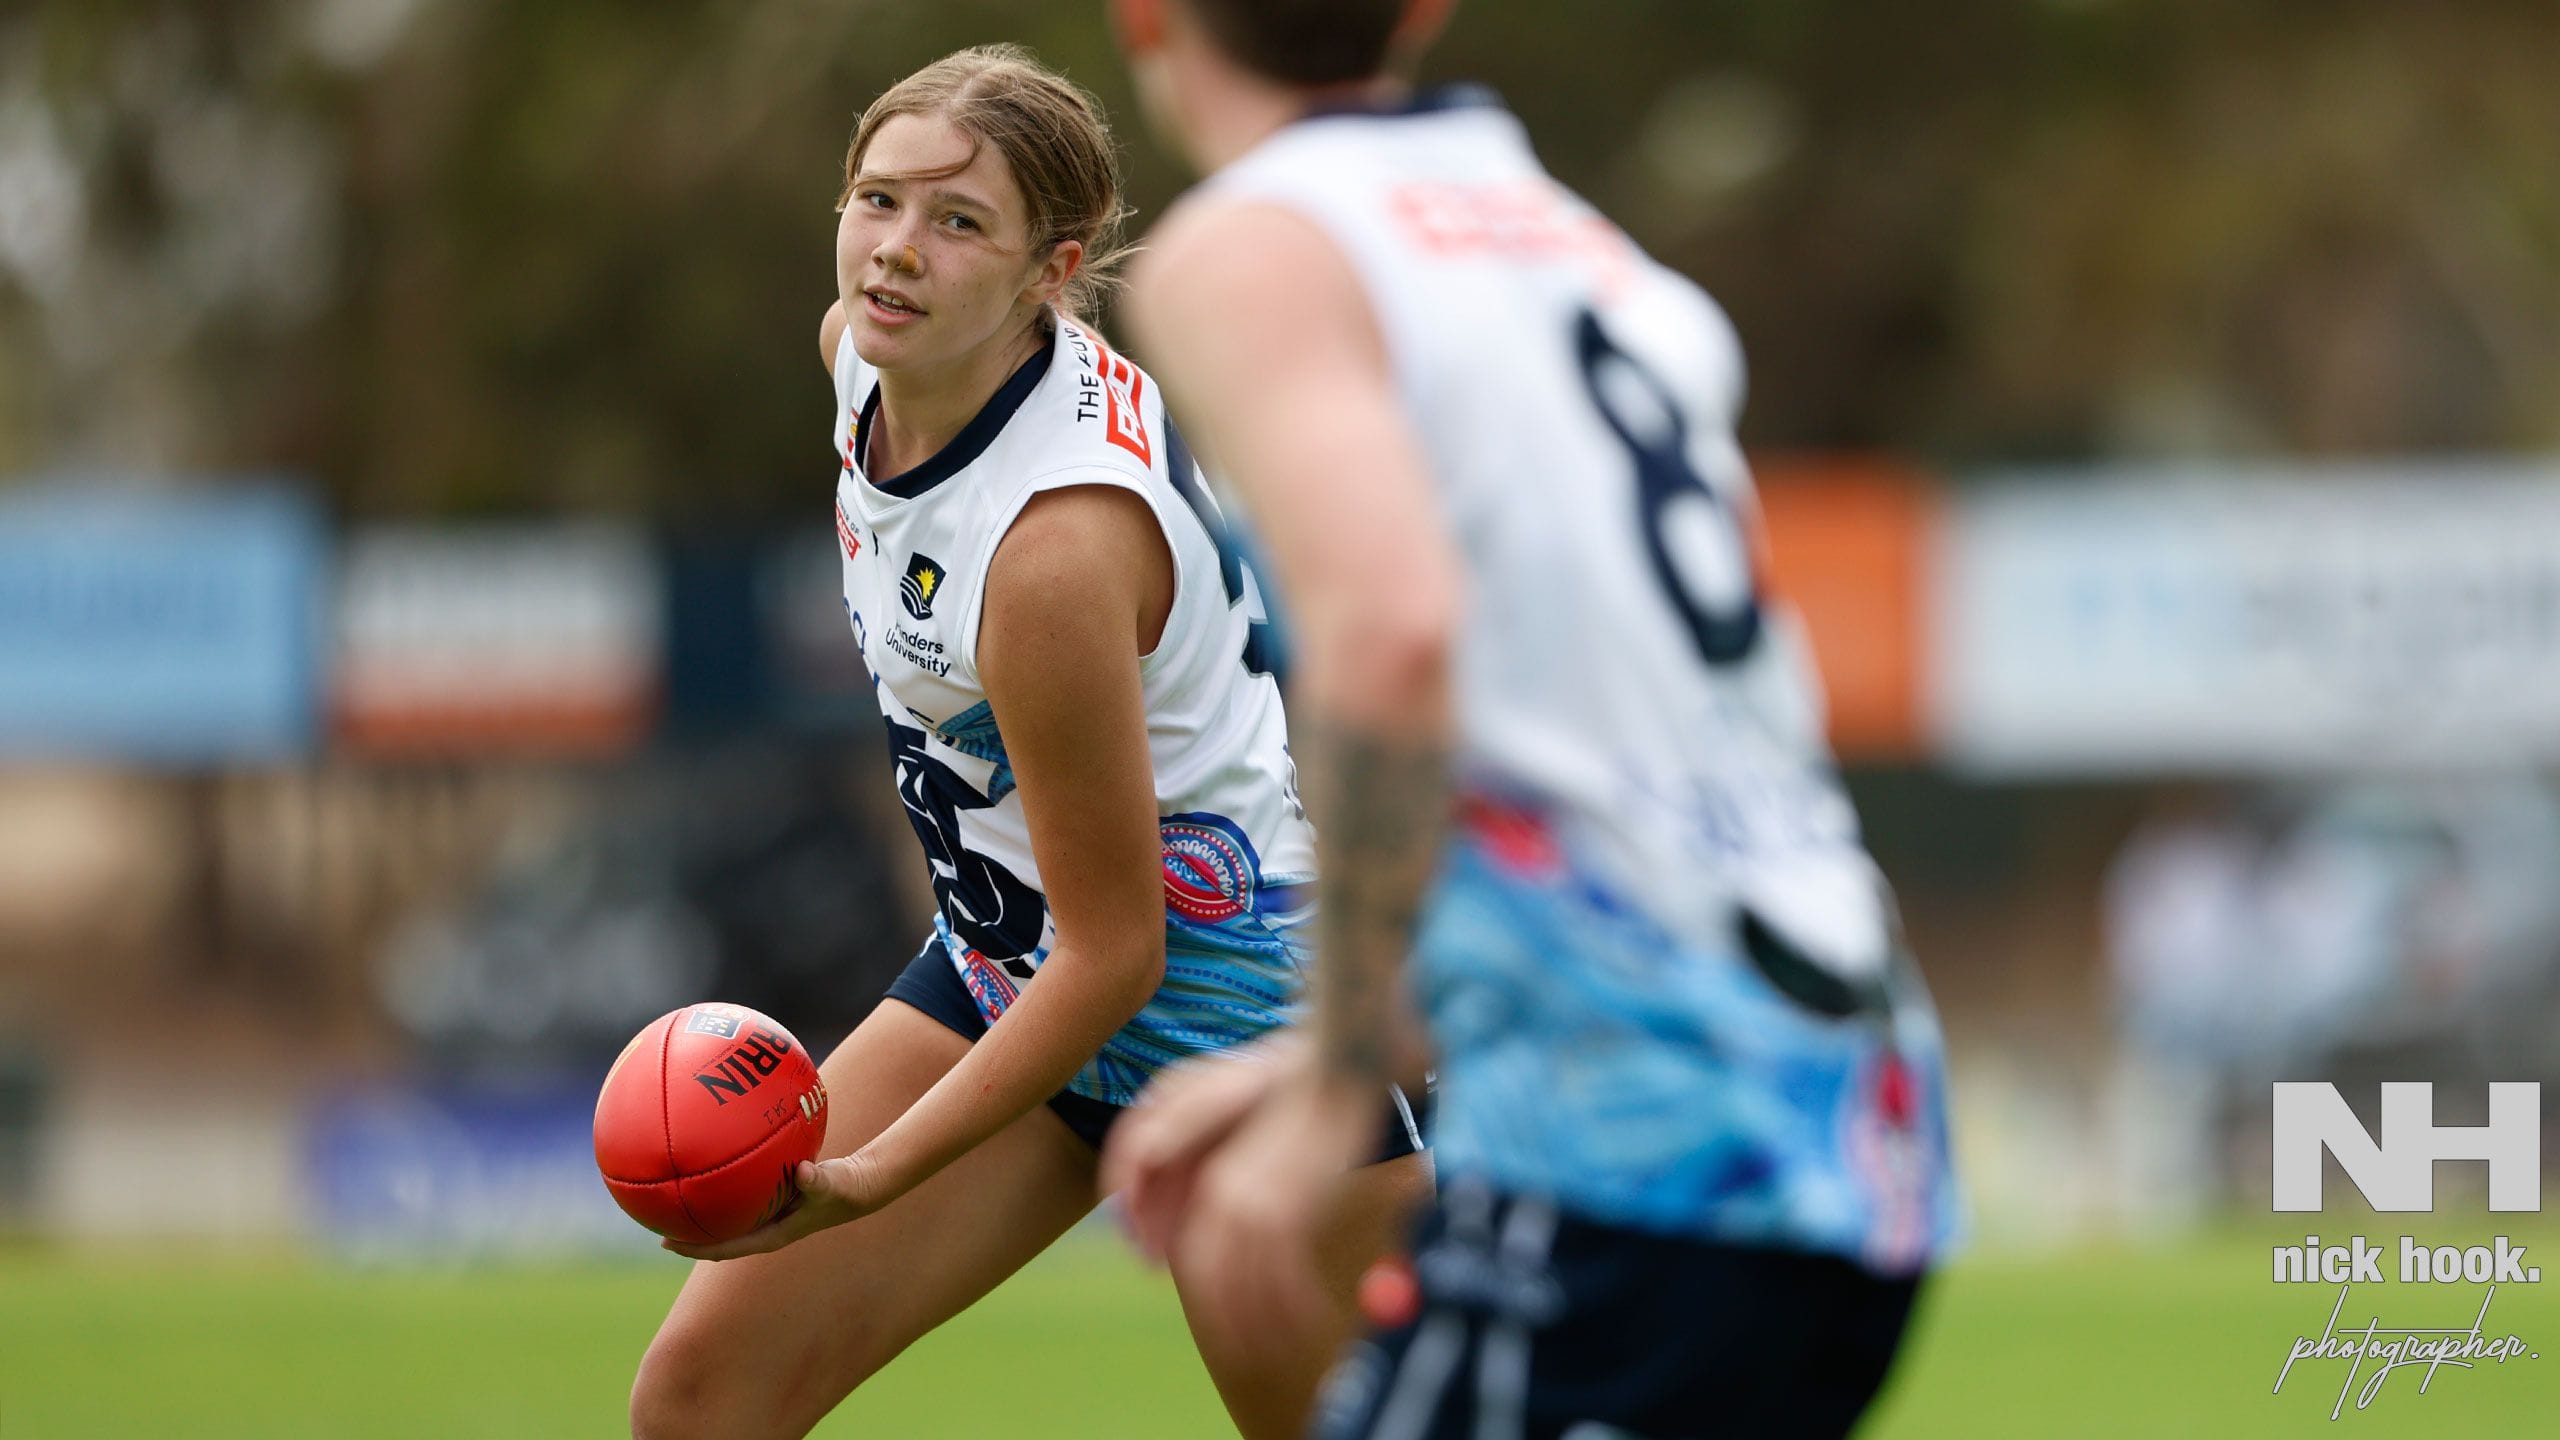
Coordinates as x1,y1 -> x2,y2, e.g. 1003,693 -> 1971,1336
858,331 -> 1055,501
1299,83 -> 1505,124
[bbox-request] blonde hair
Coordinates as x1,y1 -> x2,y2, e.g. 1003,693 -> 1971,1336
842,45 -> 1133,322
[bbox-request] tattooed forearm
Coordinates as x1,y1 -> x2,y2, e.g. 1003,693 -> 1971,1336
1296,715 -> 1450,1087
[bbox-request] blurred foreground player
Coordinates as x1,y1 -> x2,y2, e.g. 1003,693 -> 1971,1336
629,46 -> 1426,1440
1101,3 -> 1962,1435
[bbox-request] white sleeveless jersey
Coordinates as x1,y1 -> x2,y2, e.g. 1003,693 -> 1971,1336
1200,91 -> 1885,976
831,319 -> 1317,1107
1196,91 -> 1959,1268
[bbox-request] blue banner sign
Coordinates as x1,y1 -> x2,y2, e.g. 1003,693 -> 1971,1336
0,482 -> 324,763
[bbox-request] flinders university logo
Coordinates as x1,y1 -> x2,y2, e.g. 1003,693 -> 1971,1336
2267,1083 -> 2546,1420
901,553 -> 946,620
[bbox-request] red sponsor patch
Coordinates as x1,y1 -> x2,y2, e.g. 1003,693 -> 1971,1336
1388,181 -> 1637,301
1090,337 -> 1153,465
835,502 -> 861,561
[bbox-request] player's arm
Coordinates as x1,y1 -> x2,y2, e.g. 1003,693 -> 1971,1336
667,485 -> 1173,1261
1132,200 -> 1454,1105
1104,202 -> 1455,1329
851,484 -> 1173,1195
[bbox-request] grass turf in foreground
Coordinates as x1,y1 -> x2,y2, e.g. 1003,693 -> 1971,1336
4,1226 -> 2556,1438
0,1239 -> 1224,1440
1867,1225 -> 2560,1439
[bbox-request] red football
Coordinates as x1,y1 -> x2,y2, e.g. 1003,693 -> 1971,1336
594,1002 -> 830,1244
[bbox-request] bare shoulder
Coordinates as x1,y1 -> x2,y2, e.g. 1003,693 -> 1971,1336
986,485 -> 1161,614
979,483 -> 1171,675
820,300 -> 847,377
1138,195 -> 1346,283
1128,199 -> 1377,364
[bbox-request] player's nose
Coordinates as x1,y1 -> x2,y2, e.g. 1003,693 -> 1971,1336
874,245 -> 922,279
872,222 -> 926,275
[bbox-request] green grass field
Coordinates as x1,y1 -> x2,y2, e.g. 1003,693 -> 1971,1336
6,1225 -> 2557,1438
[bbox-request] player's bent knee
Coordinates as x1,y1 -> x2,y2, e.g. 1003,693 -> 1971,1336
630,1321 -> 832,1440
629,1329 -> 741,1440
633,1295 -> 907,1440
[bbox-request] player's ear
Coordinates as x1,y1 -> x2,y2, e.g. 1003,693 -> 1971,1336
1110,0 -> 1166,57
1393,0 -> 1457,59
1026,238 -> 1085,310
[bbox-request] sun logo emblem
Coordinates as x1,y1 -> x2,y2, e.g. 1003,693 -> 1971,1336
900,553 -> 946,620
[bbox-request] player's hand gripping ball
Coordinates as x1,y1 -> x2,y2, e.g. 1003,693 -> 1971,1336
594,1003 -> 829,1245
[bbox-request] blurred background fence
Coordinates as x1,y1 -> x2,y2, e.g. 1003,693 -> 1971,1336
3,0 -> 2558,1266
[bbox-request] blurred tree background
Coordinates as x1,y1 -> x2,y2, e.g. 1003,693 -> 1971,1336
0,0 -> 2553,523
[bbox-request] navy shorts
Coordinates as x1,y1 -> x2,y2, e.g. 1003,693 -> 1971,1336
1313,1183 -> 1924,1440
883,938 -> 1429,1159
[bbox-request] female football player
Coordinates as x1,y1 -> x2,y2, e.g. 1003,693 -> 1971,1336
626,45 -> 1428,1440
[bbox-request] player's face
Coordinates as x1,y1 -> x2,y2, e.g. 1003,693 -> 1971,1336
838,113 -> 1050,377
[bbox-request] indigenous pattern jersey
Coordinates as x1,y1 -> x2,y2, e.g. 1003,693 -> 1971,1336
1195,90 -> 1960,1270
832,319 -> 1316,1106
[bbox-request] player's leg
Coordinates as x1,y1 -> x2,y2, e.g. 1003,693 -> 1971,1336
629,998 -> 1100,1440
1174,1145 -> 1435,1440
